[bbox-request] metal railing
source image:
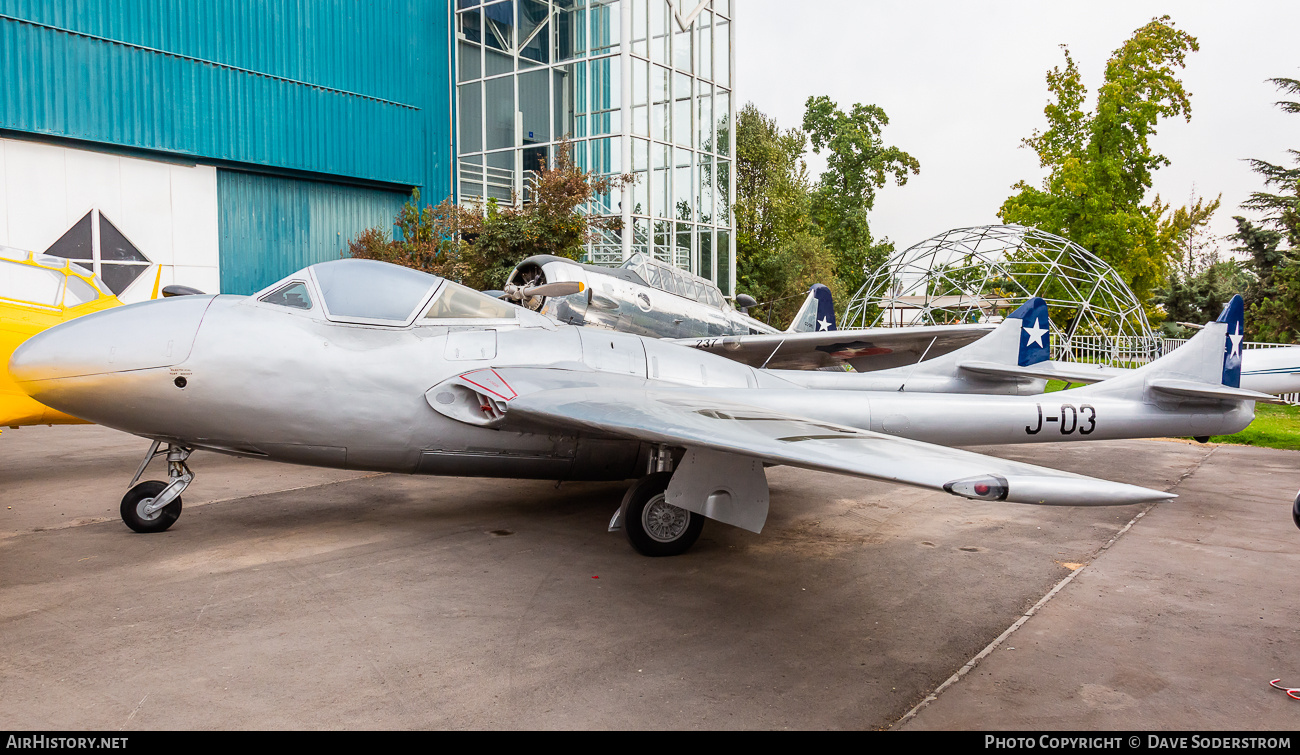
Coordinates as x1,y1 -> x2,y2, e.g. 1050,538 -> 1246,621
458,165 -> 540,205
1052,335 -> 1163,368
1053,335 -> 1299,403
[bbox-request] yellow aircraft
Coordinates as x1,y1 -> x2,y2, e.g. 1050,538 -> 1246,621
0,245 -> 142,430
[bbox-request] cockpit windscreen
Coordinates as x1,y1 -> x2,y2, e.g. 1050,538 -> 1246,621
423,280 -> 518,320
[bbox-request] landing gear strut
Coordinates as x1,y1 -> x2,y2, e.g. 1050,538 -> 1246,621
120,441 -> 194,533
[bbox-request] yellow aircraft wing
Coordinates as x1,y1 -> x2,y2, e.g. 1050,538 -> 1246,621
0,247 -> 128,430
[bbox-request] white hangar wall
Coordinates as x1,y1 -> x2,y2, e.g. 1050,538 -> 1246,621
0,137 -> 220,303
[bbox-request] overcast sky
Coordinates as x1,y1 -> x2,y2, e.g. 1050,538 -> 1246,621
736,0 -> 1299,258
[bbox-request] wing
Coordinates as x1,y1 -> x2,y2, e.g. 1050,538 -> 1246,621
666,323 -> 995,371
473,370 -> 1173,508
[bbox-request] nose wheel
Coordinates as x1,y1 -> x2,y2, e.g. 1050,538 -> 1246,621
120,441 -> 194,533
121,480 -> 182,533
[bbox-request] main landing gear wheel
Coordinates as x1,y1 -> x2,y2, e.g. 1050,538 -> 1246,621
1292,490 -> 1300,531
622,472 -> 705,557
121,480 -> 182,533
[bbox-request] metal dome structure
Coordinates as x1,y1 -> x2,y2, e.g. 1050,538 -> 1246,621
841,225 -> 1157,362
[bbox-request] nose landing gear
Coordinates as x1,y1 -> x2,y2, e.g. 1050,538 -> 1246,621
121,441 -> 194,533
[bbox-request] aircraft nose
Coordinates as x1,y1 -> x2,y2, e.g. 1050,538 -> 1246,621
9,295 -> 215,385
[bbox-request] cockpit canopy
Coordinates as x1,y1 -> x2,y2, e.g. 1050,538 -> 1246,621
312,258 -> 439,322
256,259 -> 517,325
0,245 -> 112,308
620,252 -> 726,309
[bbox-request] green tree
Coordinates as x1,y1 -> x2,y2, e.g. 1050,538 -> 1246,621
734,103 -> 832,322
802,96 -> 920,297
1241,77 -> 1300,249
347,190 -> 468,282
734,103 -> 814,261
1161,192 -> 1221,279
999,16 -> 1201,304
1230,215 -> 1299,342
1230,76 -> 1300,343
1158,259 -> 1252,337
351,141 -> 629,291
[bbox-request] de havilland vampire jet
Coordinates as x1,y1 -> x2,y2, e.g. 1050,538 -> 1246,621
503,252 -> 994,371
9,260 -> 1280,556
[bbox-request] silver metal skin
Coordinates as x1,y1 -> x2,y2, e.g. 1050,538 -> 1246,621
505,254 -> 993,371
9,260 -> 1262,552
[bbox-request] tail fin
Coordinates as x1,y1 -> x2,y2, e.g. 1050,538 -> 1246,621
891,297 -> 1051,380
787,284 -> 837,333
1218,294 -> 1244,388
1078,294 -> 1281,404
1011,297 -> 1051,367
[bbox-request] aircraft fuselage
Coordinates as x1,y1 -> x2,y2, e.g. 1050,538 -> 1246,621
12,295 -> 1254,482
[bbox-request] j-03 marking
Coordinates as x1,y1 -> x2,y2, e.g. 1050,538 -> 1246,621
1026,403 -> 1097,435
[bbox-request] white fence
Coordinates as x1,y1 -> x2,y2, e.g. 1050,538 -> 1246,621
1053,335 -> 1299,403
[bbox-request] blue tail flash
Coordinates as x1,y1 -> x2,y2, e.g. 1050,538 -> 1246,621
812,284 -> 837,332
1216,294 -> 1245,388
1010,297 -> 1051,366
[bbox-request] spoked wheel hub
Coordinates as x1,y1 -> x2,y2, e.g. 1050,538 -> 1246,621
642,494 -> 691,543
622,472 -> 706,557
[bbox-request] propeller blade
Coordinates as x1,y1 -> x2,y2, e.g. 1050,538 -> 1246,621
526,281 -> 585,298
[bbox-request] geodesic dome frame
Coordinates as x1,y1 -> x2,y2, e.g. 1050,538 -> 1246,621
841,225 -> 1156,361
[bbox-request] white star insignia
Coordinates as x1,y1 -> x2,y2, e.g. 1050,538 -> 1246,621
818,317 -> 832,331
1228,322 -> 1243,360
1023,318 -> 1048,348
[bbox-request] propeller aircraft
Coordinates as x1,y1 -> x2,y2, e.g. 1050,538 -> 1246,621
9,259 -> 1278,555
502,252 -> 994,371
0,246 -> 130,430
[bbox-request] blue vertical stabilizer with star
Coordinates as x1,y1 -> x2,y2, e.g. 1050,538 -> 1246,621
1009,297 -> 1051,366
1217,294 -> 1244,388
786,284 -> 838,333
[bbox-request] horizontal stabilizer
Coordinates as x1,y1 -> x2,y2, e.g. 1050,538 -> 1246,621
1147,378 -> 1287,405
958,360 -> 1124,384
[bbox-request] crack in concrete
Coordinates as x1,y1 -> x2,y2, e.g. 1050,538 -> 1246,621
890,445 -> 1218,728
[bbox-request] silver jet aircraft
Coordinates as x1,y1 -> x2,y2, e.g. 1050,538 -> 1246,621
9,260 -> 1279,556
503,252 -> 993,370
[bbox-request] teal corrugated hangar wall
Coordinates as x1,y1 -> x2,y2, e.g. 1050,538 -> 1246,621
217,172 -> 408,295
0,0 -> 455,293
